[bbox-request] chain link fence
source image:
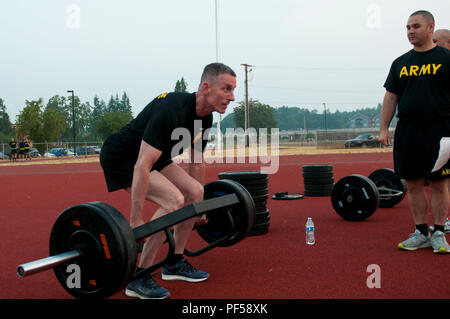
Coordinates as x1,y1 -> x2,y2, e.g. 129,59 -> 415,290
0,141 -> 103,161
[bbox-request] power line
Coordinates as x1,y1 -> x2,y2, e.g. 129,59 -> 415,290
249,84 -> 381,94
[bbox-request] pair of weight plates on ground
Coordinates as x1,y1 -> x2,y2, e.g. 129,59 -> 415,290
218,171 -> 270,236
331,168 -> 406,221
302,165 -> 334,196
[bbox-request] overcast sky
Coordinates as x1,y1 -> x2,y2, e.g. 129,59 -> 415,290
1,0 -> 449,123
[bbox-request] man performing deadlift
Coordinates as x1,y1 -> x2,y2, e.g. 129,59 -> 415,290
100,62 -> 236,298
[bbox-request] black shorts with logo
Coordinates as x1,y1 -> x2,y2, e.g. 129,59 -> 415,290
393,118 -> 450,180
100,134 -> 173,192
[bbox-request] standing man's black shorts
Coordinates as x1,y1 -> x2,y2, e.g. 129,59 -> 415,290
100,134 -> 173,192
394,118 -> 450,180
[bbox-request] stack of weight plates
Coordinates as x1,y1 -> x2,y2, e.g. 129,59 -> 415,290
302,165 -> 334,196
218,171 -> 269,236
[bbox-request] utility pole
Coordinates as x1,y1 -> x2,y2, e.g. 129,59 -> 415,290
323,103 -> 328,141
67,90 -> 77,158
215,0 -> 223,153
241,63 -> 253,147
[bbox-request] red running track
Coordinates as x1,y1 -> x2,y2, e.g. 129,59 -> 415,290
0,153 -> 449,299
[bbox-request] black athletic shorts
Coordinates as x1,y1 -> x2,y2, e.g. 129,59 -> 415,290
393,118 -> 450,180
100,134 -> 173,192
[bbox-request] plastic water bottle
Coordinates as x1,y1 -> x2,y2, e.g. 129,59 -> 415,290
305,217 -> 315,245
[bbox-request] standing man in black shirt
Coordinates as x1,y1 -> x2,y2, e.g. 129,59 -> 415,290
379,11 -> 450,253
100,63 -> 236,299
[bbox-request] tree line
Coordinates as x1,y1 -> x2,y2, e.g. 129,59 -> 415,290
219,99 -> 383,133
0,78 -> 190,144
0,93 -> 133,144
0,77 -> 383,145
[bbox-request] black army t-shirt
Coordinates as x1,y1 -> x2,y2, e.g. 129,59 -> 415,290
118,92 -> 213,159
384,45 -> 450,122
100,92 -> 213,192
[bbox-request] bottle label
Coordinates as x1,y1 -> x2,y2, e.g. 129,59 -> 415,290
306,227 -> 314,231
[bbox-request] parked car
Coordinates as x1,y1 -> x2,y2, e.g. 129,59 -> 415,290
48,148 -> 68,156
29,148 -> 41,158
76,146 -> 97,155
44,152 -> 56,158
344,134 -> 381,148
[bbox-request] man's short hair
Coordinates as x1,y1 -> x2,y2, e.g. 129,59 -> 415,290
410,10 -> 435,24
200,63 -> 236,84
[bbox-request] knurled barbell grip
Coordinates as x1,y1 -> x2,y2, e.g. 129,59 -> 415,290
17,249 -> 81,278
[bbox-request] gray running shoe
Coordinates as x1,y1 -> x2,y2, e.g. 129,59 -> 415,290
125,274 -> 170,299
398,229 -> 431,251
431,231 -> 450,254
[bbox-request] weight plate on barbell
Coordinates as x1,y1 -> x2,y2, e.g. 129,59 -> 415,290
218,171 -> 268,181
368,168 -> 406,208
195,179 -> 255,247
331,175 -> 379,221
49,202 -> 137,299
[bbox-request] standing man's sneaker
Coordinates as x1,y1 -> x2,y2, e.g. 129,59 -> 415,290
125,274 -> 170,299
398,229 -> 432,251
162,258 -> 209,282
431,231 -> 450,254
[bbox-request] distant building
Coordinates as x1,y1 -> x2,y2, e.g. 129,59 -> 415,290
349,113 -> 379,128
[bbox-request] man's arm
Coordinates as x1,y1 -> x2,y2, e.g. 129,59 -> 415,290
130,140 -> 162,228
379,90 -> 398,146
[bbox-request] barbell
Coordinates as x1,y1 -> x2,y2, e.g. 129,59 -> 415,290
17,179 -> 255,299
331,168 -> 407,221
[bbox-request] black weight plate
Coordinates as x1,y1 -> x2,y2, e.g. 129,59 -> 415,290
331,175 -> 379,221
303,171 -> 334,179
240,183 -> 269,193
247,188 -> 269,197
368,168 -> 406,208
302,165 -> 333,172
49,202 -> 137,299
256,214 -> 270,224
196,179 -> 255,247
218,171 -> 268,180
271,192 -> 304,200
252,220 -> 270,229
249,227 -> 269,236
226,177 -> 269,186
303,177 -> 334,185
252,194 -> 269,202
304,189 -> 332,197
304,183 -> 335,191
255,204 -> 268,213
255,201 -> 267,210
255,209 -> 270,219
